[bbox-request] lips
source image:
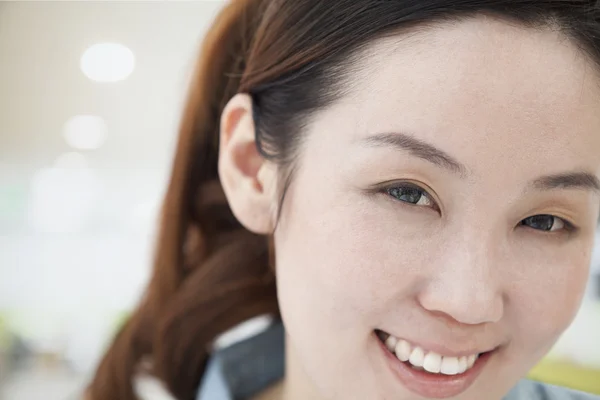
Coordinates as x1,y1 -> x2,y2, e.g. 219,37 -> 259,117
375,329 -> 496,398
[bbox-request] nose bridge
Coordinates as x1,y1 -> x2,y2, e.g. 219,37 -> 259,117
418,222 -> 505,325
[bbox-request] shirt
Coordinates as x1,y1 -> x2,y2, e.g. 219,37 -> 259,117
197,321 -> 599,400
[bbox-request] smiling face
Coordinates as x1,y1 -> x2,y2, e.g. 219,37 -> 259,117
269,17 -> 600,400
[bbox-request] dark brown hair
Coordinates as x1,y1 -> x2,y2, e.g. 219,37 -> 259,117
89,1 -> 600,399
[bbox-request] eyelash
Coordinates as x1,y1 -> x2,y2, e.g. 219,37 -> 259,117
381,182 -> 577,234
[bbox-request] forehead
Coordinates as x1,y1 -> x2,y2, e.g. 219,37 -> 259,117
312,17 -> 600,181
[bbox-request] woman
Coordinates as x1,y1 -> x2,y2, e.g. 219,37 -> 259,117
89,0 -> 600,399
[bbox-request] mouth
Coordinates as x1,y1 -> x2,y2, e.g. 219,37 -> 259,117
374,329 -> 497,398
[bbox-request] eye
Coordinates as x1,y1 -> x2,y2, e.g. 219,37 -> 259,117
520,214 -> 568,232
386,184 -> 435,208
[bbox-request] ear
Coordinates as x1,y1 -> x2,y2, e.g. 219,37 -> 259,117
218,93 -> 277,235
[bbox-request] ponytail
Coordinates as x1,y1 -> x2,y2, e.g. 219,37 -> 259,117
88,1 -> 279,399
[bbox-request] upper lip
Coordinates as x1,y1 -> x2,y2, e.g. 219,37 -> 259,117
380,330 -> 499,357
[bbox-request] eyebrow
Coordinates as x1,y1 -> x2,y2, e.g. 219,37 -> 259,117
361,132 -> 468,176
361,132 -> 600,194
531,172 -> 600,194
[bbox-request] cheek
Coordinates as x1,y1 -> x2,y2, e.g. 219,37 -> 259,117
508,240 -> 592,349
274,185 -> 429,331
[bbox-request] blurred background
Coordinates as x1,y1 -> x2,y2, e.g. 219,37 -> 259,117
0,1 -> 224,399
0,1 -> 598,400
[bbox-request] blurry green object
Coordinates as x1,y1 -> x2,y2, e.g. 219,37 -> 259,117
0,313 -> 14,382
114,311 -> 131,333
0,314 -> 13,351
98,311 -> 132,351
528,359 -> 600,395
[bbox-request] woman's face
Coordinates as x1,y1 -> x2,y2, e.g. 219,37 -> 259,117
273,18 -> 600,400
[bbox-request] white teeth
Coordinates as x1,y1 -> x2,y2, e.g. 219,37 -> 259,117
385,336 -> 398,352
467,354 -> 478,368
422,352 -> 442,373
408,347 -> 425,367
458,356 -> 468,374
440,356 -> 460,375
384,333 -> 482,375
395,340 -> 411,362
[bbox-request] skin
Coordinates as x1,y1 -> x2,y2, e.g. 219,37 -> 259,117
219,17 -> 600,400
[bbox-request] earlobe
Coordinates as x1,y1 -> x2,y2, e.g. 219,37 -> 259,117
218,93 -> 276,235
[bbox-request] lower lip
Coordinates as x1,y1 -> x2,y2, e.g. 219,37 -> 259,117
376,334 -> 494,399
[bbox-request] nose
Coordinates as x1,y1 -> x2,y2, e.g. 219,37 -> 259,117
417,233 -> 505,326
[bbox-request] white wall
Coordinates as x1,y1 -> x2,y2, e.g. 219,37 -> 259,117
0,0 -> 225,373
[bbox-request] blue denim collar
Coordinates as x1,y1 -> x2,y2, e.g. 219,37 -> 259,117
198,321 -> 285,400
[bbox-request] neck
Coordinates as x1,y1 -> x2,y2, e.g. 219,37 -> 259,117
279,333 -> 326,400
251,333 -> 325,400
252,335 -> 322,400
